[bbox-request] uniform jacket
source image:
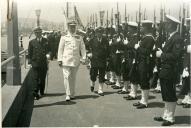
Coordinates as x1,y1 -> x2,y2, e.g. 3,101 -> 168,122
57,32 -> 86,67
159,32 -> 183,80
28,37 -> 51,68
88,36 -> 109,68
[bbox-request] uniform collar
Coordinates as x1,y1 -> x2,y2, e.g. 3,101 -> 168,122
168,31 -> 177,40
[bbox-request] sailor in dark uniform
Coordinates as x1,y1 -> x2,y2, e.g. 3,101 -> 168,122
122,21 -> 139,98
87,27 -> 109,96
177,18 -> 191,108
118,21 -> 137,94
133,20 -> 155,109
154,15 -> 184,126
28,27 -> 51,100
111,28 -> 124,89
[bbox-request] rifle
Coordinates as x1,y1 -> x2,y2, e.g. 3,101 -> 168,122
117,2 -> 120,35
153,7 -> 157,38
181,3 -> 186,39
128,2 -> 141,79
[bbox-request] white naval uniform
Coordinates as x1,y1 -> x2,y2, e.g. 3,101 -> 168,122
57,32 -> 86,97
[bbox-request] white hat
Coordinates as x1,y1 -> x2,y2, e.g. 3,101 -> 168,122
128,21 -> 138,27
141,20 -> 153,24
165,15 -> 181,24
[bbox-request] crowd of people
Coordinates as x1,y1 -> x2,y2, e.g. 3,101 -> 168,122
28,14 -> 190,126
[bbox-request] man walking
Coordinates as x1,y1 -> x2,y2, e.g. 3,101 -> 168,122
57,18 -> 86,101
28,27 -> 51,100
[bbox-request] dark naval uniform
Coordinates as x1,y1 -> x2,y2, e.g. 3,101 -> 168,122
159,32 -> 183,102
88,35 -> 109,83
28,36 -> 51,97
137,34 -> 155,90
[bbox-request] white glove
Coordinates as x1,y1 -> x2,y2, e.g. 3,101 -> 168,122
153,66 -> 158,73
132,59 -> 135,64
134,43 -> 140,50
187,45 -> 191,53
116,50 -> 120,54
123,38 -> 128,45
182,68 -> 189,78
122,58 -> 125,63
117,37 -> 121,42
152,45 -> 156,50
86,37 -> 90,41
87,53 -> 92,58
46,54 -> 51,60
162,42 -> 166,48
109,39 -> 112,45
156,48 -> 162,58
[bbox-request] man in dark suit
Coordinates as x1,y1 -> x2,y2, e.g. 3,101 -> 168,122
87,27 -> 109,96
28,27 -> 51,100
154,15 -> 184,126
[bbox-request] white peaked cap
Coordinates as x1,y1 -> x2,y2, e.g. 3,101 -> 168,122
128,21 -> 138,27
141,20 -> 153,24
166,15 -> 181,24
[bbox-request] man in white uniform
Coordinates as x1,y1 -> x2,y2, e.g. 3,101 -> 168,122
57,18 -> 86,101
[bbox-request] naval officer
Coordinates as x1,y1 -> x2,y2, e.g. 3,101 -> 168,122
57,18 -> 86,101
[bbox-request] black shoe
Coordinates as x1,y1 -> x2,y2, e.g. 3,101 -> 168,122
126,95 -> 137,100
98,93 -> 104,96
153,90 -> 161,93
118,91 -> 129,94
183,104 -> 191,108
112,86 -> 123,89
117,90 -> 123,93
133,102 -> 141,106
136,103 -> 147,109
161,120 -> 175,126
154,117 -> 164,122
90,86 -> 94,92
33,93 -> 40,100
40,92 -> 45,96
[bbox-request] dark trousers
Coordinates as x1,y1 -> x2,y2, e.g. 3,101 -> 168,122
32,66 -> 47,95
180,76 -> 190,95
160,78 -> 177,102
90,67 -> 106,83
121,60 -> 130,81
138,61 -> 150,90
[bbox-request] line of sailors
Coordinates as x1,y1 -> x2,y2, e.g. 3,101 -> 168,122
83,14 -> 190,126
42,30 -> 62,60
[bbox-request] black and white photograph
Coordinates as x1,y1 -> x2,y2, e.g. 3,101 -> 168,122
1,0 -> 191,127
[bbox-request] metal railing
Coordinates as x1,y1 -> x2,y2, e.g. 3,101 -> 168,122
1,49 -> 28,69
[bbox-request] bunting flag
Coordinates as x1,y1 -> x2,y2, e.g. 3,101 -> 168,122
74,6 -> 84,29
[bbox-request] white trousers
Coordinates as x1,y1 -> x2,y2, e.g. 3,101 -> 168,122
62,66 -> 79,97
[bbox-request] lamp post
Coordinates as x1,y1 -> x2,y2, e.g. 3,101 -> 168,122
35,9 -> 41,27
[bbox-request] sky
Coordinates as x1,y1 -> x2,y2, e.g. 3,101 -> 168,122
1,0 -> 191,26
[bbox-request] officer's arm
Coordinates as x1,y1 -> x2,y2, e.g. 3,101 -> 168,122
161,38 -> 183,61
57,36 -> 65,62
80,37 -> 86,60
28,40 -> 33,64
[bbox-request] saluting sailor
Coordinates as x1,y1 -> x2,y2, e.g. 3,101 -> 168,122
57,17 -> 86,101
154,15 -> 184,126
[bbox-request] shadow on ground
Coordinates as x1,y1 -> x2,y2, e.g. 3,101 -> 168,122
75,95 -> 99,99
33,100 -> 76,108
175,116 -> 191,125
44,93 -> 65,97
